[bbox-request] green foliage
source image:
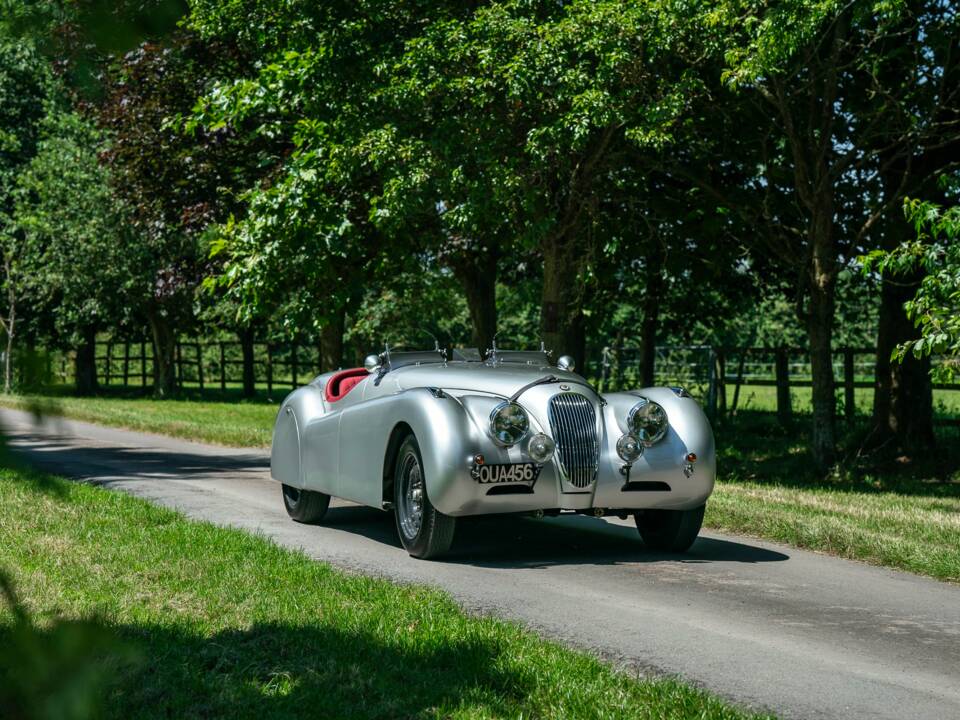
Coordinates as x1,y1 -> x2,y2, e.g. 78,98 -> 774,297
863,192 -> 960,381
0,569 -> 138,720
14,110 -> 135,344
0,38 -> 48,239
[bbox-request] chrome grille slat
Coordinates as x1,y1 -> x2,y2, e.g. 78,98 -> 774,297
547,393 -> 599,488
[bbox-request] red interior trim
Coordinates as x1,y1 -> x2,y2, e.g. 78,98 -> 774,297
324,368 -> 368,403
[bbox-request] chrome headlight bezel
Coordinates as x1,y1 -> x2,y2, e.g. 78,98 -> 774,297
489,401 -> 530,446
627,397 -> 669,447
616,433 -> 643,463
527,432 -> 556,463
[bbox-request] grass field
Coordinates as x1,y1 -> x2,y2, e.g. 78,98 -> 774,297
0,389 -> 276,447
0,467 -> 769,720
707,411 -> 960,582
2,387 -> 958,583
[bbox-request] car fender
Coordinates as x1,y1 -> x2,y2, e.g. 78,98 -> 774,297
270,385 -> 328,489
597,388 -> 716,509
337,387 -> 480,510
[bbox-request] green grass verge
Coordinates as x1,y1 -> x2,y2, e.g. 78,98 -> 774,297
709,412 -> 960,582
0,391 -> 276,447
0,467 -> 768,720
707,482 -> 960,582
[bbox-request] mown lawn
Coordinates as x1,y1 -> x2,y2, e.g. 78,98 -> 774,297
0,390 -> 277,447
0,467 -> 768,720
707,482 -> 960,582
708,412 -> 960,582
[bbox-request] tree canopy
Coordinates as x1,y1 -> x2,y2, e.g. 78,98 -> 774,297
0,0 -> 956,469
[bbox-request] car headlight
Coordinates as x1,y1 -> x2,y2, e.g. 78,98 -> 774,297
527,432 -> 555,463
616,434 -> 643,462
628,398 -> 668,446
489,401 -> 529,446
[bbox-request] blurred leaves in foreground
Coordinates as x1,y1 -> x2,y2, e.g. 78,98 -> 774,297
0,570 -> 139,720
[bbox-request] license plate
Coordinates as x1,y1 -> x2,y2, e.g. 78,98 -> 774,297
472,463 -> 542,485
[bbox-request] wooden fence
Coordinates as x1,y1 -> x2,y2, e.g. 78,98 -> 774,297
599,345 -> 960,425
51,341 -> 960,423
83,339 -> 330,396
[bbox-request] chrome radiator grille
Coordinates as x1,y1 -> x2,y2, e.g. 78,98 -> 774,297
547,393 -> 599,488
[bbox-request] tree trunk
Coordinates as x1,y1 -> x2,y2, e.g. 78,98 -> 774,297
3,320 -> 12,394
639,241 -> 665,387
1,272 -> 15,394
870,158 -> 937,457
872,267 -> 935,456
147,311 -> 177,397
74,326 -> 99,396
455,256 -> 498,355
239,326 -> 256,398
806,208 -> 838,472
320,308 -> 345,372
540,236 -> 586,372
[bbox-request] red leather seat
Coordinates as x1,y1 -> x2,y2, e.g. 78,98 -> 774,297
325,368 -> 368,402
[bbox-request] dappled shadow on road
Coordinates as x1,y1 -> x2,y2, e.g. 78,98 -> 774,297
320,504 -> 789,569
3,431 -> 268,483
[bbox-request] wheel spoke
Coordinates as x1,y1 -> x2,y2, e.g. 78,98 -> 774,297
398,452 -> 424,540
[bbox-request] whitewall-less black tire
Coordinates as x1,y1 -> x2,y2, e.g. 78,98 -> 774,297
393,435 -> 456,559
634,504 -> 705,553
281,484 -> 331,524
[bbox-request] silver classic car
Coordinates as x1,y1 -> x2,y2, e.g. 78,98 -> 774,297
271,344 -> 715,559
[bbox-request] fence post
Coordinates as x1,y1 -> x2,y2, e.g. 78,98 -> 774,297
775,347 -> 792,426
730,350 -> 747,416
291,343 -> 298,389
716,348 -> 727,419
141,341 -> 147,387
195,342 -> 204,391
266,342 -> 274,398
219,342 -> 226,392
705,347 -> 718,422
844,347 -> 855,423
176,341 -> 183,389
105,341 -> 113,386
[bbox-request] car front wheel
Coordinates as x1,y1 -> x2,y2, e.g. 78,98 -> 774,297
281,483 -> 330,524
635,504 -> 705,552
393,435 -> 455,559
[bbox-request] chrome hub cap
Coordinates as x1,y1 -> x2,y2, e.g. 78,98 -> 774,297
398,452 -> 424,540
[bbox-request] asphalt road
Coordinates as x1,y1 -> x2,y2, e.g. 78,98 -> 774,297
3,407 -> 959,720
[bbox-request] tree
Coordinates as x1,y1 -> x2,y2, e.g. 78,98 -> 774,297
95,30 -> 275,395
689,0 -> 960,470
15,110 -> 134,395
0,38 -> 49,392
186,0 -> 481,361
373,1 -> 711,369
864,189 -> 960,383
